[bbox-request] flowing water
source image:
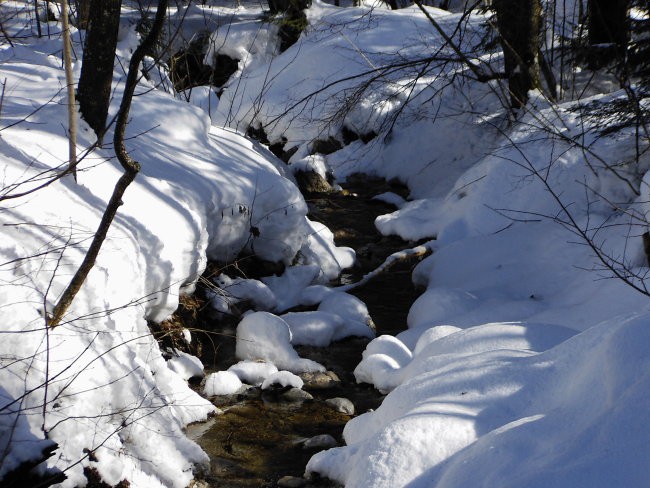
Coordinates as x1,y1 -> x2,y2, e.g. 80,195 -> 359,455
188,175 -> 426,487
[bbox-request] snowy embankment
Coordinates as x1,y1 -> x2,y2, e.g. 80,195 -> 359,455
0,6 -> 352,487
210,2 -> 650,487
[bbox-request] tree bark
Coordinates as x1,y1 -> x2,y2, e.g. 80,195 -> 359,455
76,0 -> 122,143
61,0 -> 78,180
492,0 -> 542,109
75,0 -> 91,29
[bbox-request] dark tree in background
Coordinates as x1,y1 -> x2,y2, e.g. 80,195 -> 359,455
492,0 -> 542,109
588,0 -> 629,48
76,0 -> 122,143
75,0 -> 91,29
587,0 -> 630,67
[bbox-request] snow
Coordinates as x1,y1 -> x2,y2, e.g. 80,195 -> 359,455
3,0 -> 650,487
204,371 -> 244,396
0,2 -> 347,485
309,316 -> 650,488
228,359 -> 279,386
167,351 -> 205,381
208,274 -> 277,313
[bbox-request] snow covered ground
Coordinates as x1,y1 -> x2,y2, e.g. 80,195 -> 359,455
209,1 -> 650,487
1,0 -> 649,487
0,2 -> 353,486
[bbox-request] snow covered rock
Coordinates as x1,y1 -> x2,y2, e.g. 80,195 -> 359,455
235,312 -> 325,373
325,398 -> 355,416
261,371 -> 304,390
303,434 -> 338,450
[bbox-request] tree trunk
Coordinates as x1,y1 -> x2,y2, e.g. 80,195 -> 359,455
75,0 -> 91,29
493,0 -> 542,110
588,0 -> 629,47
61,0 -> 78,180
76,0 -> 122,143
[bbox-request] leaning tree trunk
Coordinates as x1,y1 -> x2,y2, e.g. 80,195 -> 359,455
48,0 -> 169,328
76,0 -> 122,143
493,0 -> 542,110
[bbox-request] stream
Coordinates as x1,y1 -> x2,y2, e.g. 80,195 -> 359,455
186,175 -> 425,487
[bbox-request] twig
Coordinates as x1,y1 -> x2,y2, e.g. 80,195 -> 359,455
337,243 -> 432,292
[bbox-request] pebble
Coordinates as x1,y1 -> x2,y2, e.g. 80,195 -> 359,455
278,476 -> 308,488
325,397 -> 355,415
188,481 -> 210,488
303,434 -> 338,450
299,371 -> 341,390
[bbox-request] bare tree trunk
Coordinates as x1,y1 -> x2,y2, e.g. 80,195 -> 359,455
61,0 -> 77,181
34,0 -> 42,37
492,0 -> 542,109
76,0 -> 122,143
48,0 -> 169,328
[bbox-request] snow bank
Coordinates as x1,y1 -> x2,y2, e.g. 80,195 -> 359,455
308,90 -> 650,485
0,4 -> 344,486
215,1 -> 497,198
309,315 -> 650,487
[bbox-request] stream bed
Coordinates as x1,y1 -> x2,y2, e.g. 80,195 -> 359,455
187,175 -> 426,487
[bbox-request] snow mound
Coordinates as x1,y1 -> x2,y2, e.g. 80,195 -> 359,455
228,360 -> 279,386
281,292 -> 375,346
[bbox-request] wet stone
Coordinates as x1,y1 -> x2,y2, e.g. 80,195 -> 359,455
300,371 -> 341,390
303,434 -> 338,450
295,170 -> 333,194
280,387 -> 314,403
209,384 -> 260,407
325,397 -> 355,415
278,475 -> 308,487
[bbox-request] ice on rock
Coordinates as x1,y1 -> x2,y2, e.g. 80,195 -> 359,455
236,312 -> 325,373
228,360 -> 279,386
204,371 -> 243,396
